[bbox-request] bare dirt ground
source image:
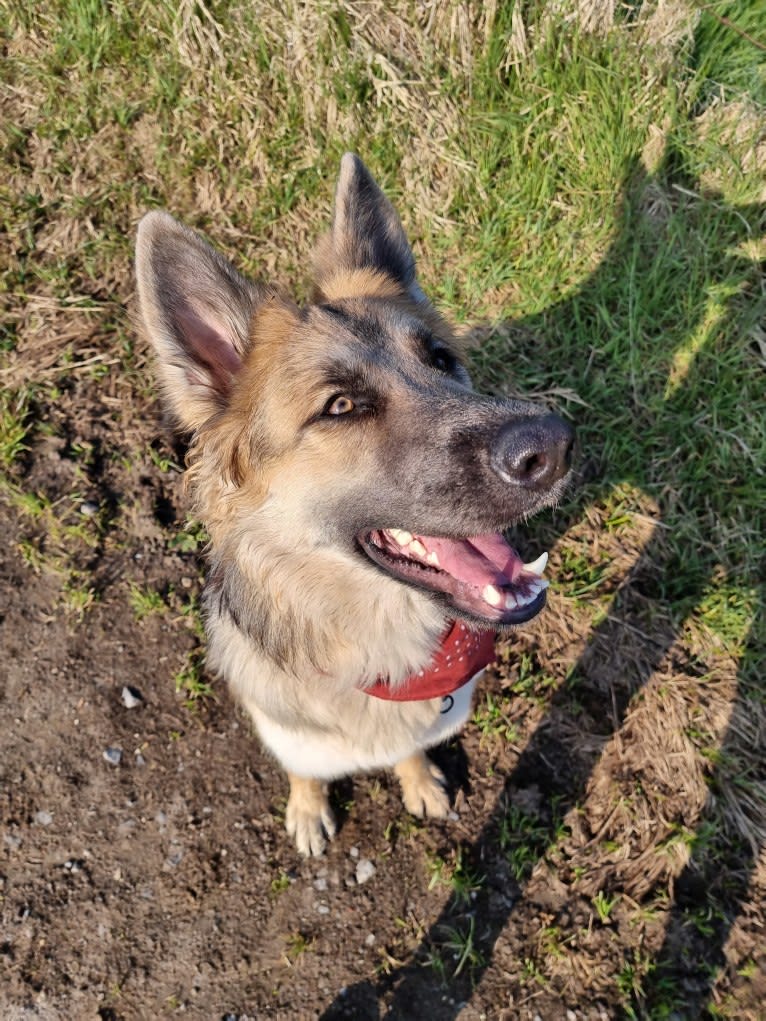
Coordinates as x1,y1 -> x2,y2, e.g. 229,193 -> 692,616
1,374 -> 764,1020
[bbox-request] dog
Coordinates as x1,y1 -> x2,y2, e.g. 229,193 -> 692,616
135,154 -> 574,856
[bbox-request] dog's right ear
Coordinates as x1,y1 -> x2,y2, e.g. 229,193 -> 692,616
314,153 -> 425,301
135,211 -> 259,432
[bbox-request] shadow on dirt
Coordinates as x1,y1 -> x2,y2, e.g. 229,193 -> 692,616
319,150 -> 765,1020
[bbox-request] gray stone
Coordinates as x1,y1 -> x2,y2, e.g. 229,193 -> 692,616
355,859 -> 376,885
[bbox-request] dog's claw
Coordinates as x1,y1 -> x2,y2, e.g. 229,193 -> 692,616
285,777 -> 336,856
396,755 -> 450,819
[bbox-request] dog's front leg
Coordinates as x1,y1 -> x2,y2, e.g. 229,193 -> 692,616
285,774 -> 336,856
395,751 -> 450,819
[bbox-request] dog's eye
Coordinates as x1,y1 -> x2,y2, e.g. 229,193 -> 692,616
429,343 -> 456,374
324,395 -> 355,416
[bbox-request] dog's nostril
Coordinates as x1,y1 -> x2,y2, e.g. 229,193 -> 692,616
491,413 -> 575,490
521,452 -> 546,478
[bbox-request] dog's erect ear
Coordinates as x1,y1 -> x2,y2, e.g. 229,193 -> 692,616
135,211 -> 260,432
314,153 -> 424,299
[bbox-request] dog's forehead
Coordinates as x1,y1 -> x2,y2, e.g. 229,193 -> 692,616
304,299 -> 431,352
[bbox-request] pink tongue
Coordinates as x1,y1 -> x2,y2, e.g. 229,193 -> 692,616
417,533 -> 523,588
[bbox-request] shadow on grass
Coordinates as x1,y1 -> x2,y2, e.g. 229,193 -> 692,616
320,154 -> 765,1019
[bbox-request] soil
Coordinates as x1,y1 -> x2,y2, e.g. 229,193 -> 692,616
1,377 -> 763,1021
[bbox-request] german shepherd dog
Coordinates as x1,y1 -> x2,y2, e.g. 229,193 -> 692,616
135,155 -> 574,856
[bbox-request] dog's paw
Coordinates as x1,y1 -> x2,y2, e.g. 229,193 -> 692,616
396,755 -> 450,819
285,777 -> 336,857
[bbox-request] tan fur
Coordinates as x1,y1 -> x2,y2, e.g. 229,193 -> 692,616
315,265 -> 403,301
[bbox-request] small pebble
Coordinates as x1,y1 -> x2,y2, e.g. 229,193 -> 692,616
121,685 -> 142,709
34,810 -> 53,826
316,904 -> 330,915
567,1012 -> 577,1021
4,833 -> 22,850
448,810 -> 460,821
135,752 -> 146,767
180,576 -> 193,589
355,859 -> 376,885
349,846 -> 359,859
103,747 -> 122,766
365,933 -> 376,946
313,877 -> 328,892
79,501 -> 99,517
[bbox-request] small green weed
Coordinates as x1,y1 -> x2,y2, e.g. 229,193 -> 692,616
283,931 -> 315,964
128,582 -> 166,621
174,651 -> 214,708
441,917 -> 485,978
472,691 -> 521,744
421,945 -> 448,983
592,890 -> 619,923
169,518 -> 208,554
62,581 -> 97,619
426,846 -> 484,907
147,443 -> 183,474
521,956 -> 547,986
269,872 -> 291,897
0,389 -> 32,471
177,593 -> 205,639
503,653 -> 558,703
500,801 -> 567,881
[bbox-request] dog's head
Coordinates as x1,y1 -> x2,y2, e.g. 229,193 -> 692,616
135,155 -> 574,633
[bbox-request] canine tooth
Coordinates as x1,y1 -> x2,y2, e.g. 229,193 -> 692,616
409,539 -> 427,557
389,529 -> 412,545
523,552 -> 548,576
426,551 -> 440,566
504,592 -> 518,610
482,585 -> 503,607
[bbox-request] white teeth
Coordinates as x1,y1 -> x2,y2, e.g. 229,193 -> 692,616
506,578 -> 549,611
389,529 -> 413,545
426,551 -> 440,567
482,585 -> 503,607
409,539 -> 427,557
523,552 -> 548,577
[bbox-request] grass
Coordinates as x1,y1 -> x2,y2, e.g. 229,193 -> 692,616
128,582 -> 166,621
282,931 -> 315,965
425,845 -> 485,908
173,649 -> 214,708
0,0 -> 764,1017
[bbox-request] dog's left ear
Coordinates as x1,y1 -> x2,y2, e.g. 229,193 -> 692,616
314,153 -> 425,300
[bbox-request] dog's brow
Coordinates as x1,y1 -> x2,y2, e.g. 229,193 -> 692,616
320,304 -> 389,347
320,366 -> 375,394
412,325 -> 434,347
319,303 -> 351,322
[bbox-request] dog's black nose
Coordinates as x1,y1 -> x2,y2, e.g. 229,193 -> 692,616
491,413 -> 575,490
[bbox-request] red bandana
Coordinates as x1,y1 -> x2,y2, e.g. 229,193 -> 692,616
361,621 -> 497,702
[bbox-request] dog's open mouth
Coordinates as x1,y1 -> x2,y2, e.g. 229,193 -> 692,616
359,528 -> 549,626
